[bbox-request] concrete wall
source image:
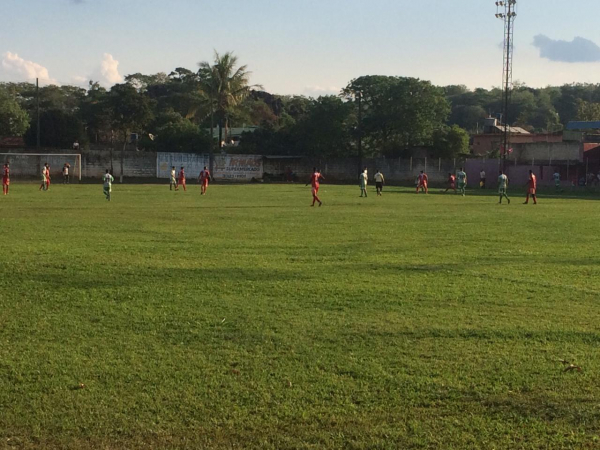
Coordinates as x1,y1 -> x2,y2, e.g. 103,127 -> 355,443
1,149 -> 156,180
1,148 -> 588,188
264,157 -> 468,185
514,141 -> 581,163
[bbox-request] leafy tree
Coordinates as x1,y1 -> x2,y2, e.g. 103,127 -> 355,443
343,76 -> 450,157
24,109 -> 84,148
432,125 -> 470,158
80,81 -> 112,144
576,100 -> 600,122
107,83 -> 154,181
294,96 -> 355,157
0,91 -> 30,136
198,51 -> 262,148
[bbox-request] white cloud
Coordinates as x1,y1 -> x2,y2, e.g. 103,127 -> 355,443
70,75 -> 89,87
303,85 -> 340,98
1,51 -> 57,84
91,53 -> 123,87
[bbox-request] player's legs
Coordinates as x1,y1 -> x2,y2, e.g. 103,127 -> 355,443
182,181 -> 186,192
532,194 -> 537,204
424,182 -> 428,194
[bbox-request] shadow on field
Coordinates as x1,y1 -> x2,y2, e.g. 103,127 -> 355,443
345,327 -> 600,344
13,264 -> 309,291
482,394 -> 600,430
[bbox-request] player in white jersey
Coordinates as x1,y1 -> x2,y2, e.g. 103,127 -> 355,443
553,171 -> 562,192
170,166 -> 177,191
498,170 -> 510,204
103,169 -> 114,201
456,168 -> 467,196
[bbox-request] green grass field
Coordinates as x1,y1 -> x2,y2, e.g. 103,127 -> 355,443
1,183 -> 600,449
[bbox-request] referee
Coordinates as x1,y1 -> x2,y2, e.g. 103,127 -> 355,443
374,169 -> 385,196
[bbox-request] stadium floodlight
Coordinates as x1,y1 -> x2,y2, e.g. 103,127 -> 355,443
495,0 -> 517,169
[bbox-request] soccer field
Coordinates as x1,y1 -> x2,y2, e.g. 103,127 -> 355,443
1,183 -> 599,449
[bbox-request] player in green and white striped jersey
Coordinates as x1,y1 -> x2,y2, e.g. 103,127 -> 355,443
498,170 -> 510,204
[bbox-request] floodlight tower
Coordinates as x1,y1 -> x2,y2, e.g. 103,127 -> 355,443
495,0 -> 517,168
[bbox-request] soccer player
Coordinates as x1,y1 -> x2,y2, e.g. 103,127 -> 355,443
553,170 -> 561,192
374,169 -> 385,196
199,166 -> 211,195
45,163 -> 51,190
456,167 -> 467,196
2,163 -> 9,196
62,163 -> 70,184
416,170 -> 428,194
359,168 -> 368,197
39,164 -> 48,191
307,167 -> 323,206
170,166 -> 177,191
498,170 -> 510,204
524,169 -> 538,205
177,166 -> 186,192
103,169 -> 114,201
443,173 -> 456,193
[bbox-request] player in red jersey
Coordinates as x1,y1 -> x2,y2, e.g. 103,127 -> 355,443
45,163 -> 51,190
306,167 -> 324,207
198,166 -> 211,195
416,170 -> 428,194
443,173 -> 456,193
524,169 -> 538,204
2,163 -> 9,195
177,166 -> 186,192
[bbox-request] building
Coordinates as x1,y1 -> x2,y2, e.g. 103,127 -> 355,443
471,117 -> 562,156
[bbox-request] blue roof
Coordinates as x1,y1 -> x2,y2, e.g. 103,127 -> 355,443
566,121 -> 600,130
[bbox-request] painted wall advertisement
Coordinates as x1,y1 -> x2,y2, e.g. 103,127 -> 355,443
213,155 -> 263,180
156,153 -> 209,179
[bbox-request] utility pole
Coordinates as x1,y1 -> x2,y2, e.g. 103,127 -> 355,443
36,78 -> 40,151
495,0 -> 517,170
357,91 -> 363,174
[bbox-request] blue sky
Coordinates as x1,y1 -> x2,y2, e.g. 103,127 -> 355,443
1,0 -> 600,95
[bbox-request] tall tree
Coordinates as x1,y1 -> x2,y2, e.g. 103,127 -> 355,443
107,83 -> 153,182
197,51 -> 262,152
343,76 -> 450,157
0,90 -> 30,136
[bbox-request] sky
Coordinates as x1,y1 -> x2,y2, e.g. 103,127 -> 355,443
1,0 -> 600,96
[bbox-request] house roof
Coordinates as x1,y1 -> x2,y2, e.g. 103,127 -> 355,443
584,143 -> 600,153
494,125 -> 530,134
566,121 -> 600,131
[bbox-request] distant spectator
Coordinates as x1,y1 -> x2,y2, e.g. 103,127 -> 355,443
72,140 -> 80,151
480,169 -> 486,189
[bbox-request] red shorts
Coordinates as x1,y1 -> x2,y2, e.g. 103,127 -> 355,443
419,182 -> 428,188
178,178 -> 185,184
528,188 -> 536,195
312,185 -> 319,195
202,180 -> 209,187
2,177 -> 8,186
450,183 -> 455,189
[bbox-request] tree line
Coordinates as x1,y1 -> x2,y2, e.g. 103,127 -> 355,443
2,51 -> 600,159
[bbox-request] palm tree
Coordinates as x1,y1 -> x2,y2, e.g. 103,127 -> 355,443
198,51 -> 262,154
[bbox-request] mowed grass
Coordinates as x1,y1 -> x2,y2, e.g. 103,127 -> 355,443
1,182 -> 600,449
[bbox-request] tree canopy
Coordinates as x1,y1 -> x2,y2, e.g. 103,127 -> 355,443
4,54 -> 600,157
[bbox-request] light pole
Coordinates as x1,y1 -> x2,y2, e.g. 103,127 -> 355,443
495,0 -> 517,170
357,91 -> 363,173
